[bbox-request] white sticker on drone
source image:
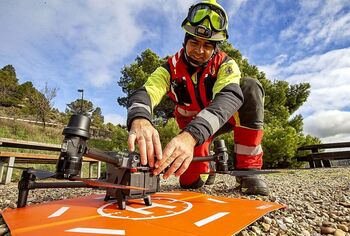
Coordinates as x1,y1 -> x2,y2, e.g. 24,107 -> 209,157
97,197 -> 192,220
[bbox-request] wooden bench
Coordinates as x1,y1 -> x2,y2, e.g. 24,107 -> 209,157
296,142 -> 350,168
0,138 -> 102,184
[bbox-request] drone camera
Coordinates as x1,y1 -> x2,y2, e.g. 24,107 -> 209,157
56,114 -> 91,179
213,139 -> 229,172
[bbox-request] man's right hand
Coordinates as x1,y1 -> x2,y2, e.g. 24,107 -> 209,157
128,118 -> 162,167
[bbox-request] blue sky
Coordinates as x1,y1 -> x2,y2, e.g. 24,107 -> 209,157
1,0 -> 349,143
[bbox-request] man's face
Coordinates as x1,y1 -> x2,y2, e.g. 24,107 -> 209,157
185,37 -> 215,65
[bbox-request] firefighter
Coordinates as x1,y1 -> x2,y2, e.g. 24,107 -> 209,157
127,0 -> 269,195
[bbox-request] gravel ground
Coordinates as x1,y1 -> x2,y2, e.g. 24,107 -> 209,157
0,167 -> 349,236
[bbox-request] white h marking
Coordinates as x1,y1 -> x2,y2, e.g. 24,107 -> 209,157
256,204 -> 273,210
66,228 -> 125,235
48,207 -> 70,218
194,212 -> 230,227
207,198 -> 227,203
126,202 -> 176,215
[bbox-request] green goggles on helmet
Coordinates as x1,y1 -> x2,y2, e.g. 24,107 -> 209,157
186,2 -> 227,32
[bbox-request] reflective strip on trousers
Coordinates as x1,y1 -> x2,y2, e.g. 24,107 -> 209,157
234,144 -> 263,156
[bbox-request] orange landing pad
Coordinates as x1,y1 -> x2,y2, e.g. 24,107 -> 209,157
1,191 -> 284,236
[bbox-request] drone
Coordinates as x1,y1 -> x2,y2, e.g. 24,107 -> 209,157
9,114 -> 278,210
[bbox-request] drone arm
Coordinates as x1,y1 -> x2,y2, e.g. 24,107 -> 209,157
191,156 -> 215,162
85,148 -> 120,166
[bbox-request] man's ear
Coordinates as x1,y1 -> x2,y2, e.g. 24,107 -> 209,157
213,43 -> 219,55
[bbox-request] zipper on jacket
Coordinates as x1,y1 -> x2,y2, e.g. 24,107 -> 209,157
192,72 -> 205,110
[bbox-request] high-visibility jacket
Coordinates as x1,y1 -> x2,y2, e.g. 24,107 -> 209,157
127,49 -> 243,145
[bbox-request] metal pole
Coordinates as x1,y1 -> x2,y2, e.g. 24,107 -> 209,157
78,89 -> 84,114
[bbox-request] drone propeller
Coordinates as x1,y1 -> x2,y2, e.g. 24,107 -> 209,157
6,165 -> 57,179
70,177 -> 148,190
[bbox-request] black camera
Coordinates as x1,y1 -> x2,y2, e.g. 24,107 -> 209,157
56,114 -> 91,178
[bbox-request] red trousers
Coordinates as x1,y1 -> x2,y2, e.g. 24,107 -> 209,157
179,77 -> 265,186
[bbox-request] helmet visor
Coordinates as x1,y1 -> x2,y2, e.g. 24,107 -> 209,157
188,3 -> 227,31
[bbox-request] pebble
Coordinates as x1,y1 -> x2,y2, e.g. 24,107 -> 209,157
334,229 -> 346,236
263,216 -> 272,224
301,230 -> 311,236
339,202 -> 350,208
238,230 -> 250,236
0,228 -> 8,236
261,222 -> 271,232
276,219 -> 288,231
251,225 -> 262,234
322,221 -> 336,227
284,217 -> 294,224
338,224 -> 348,232
320,226 -> 336,234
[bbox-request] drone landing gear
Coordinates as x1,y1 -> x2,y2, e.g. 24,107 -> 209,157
144,195 -> 152,206
104,193 -> 152,210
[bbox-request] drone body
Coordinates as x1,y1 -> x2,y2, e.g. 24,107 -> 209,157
104,159 -> 159,209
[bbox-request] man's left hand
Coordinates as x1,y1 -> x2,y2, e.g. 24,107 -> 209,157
153,131 -> 197,179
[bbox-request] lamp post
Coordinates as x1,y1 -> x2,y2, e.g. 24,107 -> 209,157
78,89 -> 84,114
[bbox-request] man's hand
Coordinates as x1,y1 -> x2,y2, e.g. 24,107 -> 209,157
153,131 -> 197,179
128,118 -> 162,167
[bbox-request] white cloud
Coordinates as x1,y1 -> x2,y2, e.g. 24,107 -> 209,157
0,0 -> 194,114
0,1 -> 143,87
279,48 -> 350,80
259,47 -> 350,142
278,48 -> 350,115
225,0 -> 249,18
280,0 -> 350,50
303,110 -> 350,140
0,0 -> 190,89
320,133 -> 350,143
259,54 -> 288,80
104,113 -> 126,126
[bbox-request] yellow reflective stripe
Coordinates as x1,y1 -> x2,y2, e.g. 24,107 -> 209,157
234,144 -> 263,156
191,73 -> 197,85
233,112 -> 240,126
212,59 -> 241,98
144,66 -> 170,109
200,173 -> 209,182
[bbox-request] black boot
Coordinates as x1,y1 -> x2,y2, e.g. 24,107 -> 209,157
205,161 -> 216,185
180,177 -> 206,189
236,175 -> 269,196
205,173 -> 216,185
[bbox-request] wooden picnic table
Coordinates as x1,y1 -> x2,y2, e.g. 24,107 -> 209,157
296,142 -> 350,168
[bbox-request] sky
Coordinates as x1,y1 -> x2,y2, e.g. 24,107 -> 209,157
0,0 -> 349,143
